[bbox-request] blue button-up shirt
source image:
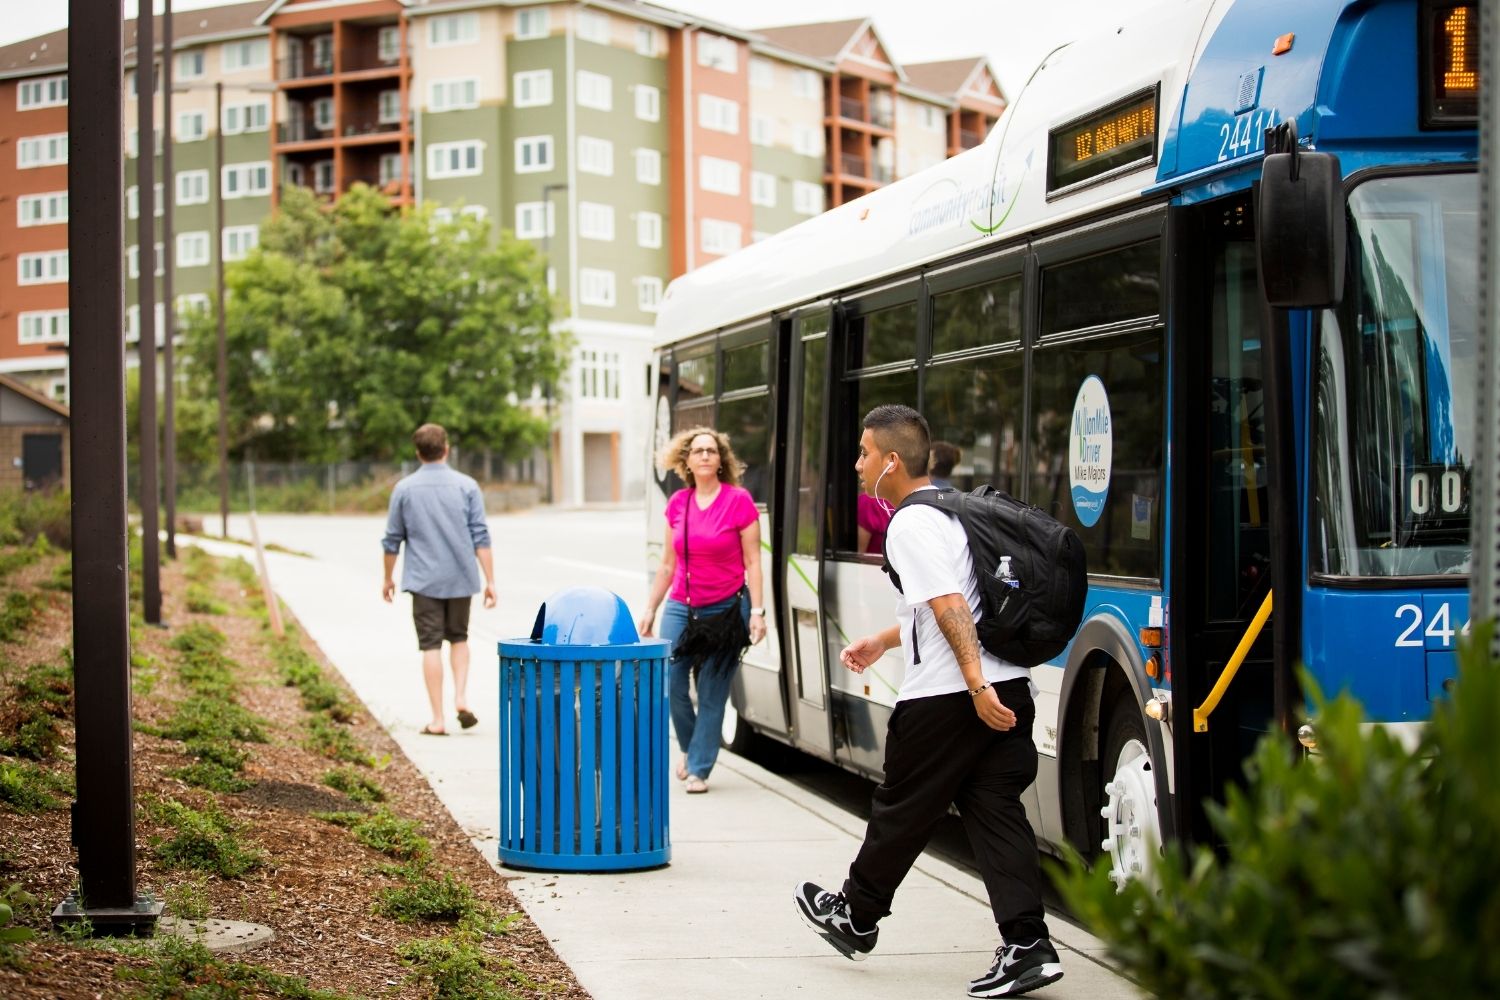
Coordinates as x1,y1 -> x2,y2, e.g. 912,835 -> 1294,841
381,462 -> 491,598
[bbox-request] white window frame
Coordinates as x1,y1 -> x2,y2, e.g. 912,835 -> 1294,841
428,140 -> 485,179
17,191 -> 67,227
222,161 -> 272,200
576,10 -> 609,45
578,268 -> 616,308
223,100 -> 270,135
378,26 -> 401,63
792,69 -> 821,100
221,39 -> 269,73
313,159 -> 335,193
697,34 -> 737,72
634,147 -> 661,185
793,180 -> 824,216
635,25 -> 659,57
514,201 -> 555,239
312,34 -> 334,71
176,294 -> 210,318
378,89 -> 403,124
18,74 -> 68,110
792,125 -> 822,157
378,152 -> 402,186
222,225 -> 259,262
576,71 -> 612,112
634,85 -> 659,122
18,250 -> 69,285
177,109 -> 206,142
429,13 -> 480,47
578,201 -> 615,242
577,136 -> 613,176
513,136 -> 553,174
636,276 -> 663,313
177,231 -> 211,268
698,94 -> 739,134
176,169 -> 210,206
699,218 -> 742,256
636,211 -> 662,249
19,310 -> 69,345
312,97 -> 335,131
514,8 -> 549,40
698,155 -> 741,196
17,133 -> 67,169
428,78 -> 478,113
177,50 -> 205,80
576,348 -> 622,398
751,171 -> 777,207
285,162 -> 307,187
513,70 -> 552,108
750,59 -> 773,90
750,115 -> 772,147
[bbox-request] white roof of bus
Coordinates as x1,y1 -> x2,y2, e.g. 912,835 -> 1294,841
654,0 -> 1219,348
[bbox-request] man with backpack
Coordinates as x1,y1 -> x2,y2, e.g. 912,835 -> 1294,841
794,404 -> 1064,999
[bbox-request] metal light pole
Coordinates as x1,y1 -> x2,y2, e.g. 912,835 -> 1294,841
162,0 -> 176,558
136,0 -> 161,624
215,80 -> 230,539
1477,4 -> 1500,644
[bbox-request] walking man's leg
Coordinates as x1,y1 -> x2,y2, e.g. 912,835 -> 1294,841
450,640 -> 471,716
422,647 -> 446,733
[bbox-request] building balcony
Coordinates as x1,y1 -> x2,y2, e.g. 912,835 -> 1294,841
959,129 -> 983,149
341,47 -> 408,75
278,120 -> 336,144
278,57 -> 333,83
829,96 -> 894,132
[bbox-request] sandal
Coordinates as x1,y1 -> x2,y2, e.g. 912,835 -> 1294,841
457,709 -> 479,730
420,724 -> 448,736
684,776 -> 708,794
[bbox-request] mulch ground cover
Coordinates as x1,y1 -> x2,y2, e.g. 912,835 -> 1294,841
0,535 -> 590,1000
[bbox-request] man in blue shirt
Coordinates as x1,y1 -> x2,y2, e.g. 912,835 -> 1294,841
382,424 -> 496,735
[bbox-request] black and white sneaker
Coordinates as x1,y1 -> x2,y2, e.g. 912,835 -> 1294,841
793,881 -> 878,961
968,938 -> 1064,997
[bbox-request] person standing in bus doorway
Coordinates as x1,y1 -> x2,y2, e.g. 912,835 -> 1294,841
638,427 -> 767,794
794,405 -> 1062,998
930,440 -> 961,490
381,423 -> 496,736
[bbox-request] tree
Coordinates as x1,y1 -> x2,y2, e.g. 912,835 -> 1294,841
181,184 -> 567,463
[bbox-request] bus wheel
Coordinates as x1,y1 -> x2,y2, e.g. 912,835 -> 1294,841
1099,698 -> 1160,889
721,700 -> 757,755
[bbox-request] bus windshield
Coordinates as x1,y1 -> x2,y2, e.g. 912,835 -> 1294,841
1311,172 -> 1477,580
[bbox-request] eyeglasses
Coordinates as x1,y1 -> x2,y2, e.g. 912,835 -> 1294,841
689,447 -> 719,456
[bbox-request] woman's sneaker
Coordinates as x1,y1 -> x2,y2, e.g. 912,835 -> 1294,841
967,938 -> 1064,997
792,881 -> 878,961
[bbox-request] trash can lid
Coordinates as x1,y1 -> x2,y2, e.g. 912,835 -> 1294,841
530,586 -> 640,645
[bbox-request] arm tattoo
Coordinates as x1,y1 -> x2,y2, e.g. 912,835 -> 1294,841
935,606 -> 982,668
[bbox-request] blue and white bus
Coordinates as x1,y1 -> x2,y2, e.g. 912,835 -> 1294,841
647,0 -> 1478,879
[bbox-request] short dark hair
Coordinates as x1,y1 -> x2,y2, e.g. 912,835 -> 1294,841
863,405 -> 929,477
930,440 -> 961,477
413,423 -> 448,461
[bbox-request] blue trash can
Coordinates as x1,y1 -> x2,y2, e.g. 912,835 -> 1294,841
497,586 -> 672,871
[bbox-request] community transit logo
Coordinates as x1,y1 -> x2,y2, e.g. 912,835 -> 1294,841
1069,375 -> 1112,527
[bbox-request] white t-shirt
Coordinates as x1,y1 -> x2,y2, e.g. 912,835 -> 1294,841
885,486 -> 1030,702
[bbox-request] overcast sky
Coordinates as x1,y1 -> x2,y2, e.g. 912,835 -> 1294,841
1,0 -> 1164,98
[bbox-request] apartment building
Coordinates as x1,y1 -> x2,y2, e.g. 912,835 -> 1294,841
0,0 -> 1006,505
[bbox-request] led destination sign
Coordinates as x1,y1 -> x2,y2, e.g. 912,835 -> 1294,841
1048,88 -> 1159,196
1421,1 -> 1479,126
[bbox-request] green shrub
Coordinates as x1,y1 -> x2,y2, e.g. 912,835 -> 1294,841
322,767 -> 385,804
156,696 -> 267,745
0,883 -> 40,968
0,592 -> 39,643
375,868 -> 477,922
184,739 -> 248,770
396,934 -> 528,1000
303,715 -> 372,766
0,760 -> 72,813
148,797 -> 264,878
183,584 -> 228,616
169,760 -> 252,794
1060,627 -> 1500,999
0,537 -> 47,581
316,808 -> 429,859
182,547 -> 219,584
171,623 -> 227,657
114,934 -> 354,999
40,561 -> 71,592
0,708 -> 62,761
0,489 -> 71,550
16,661 -> 71,717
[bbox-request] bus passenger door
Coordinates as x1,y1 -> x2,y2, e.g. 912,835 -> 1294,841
779,307 -> 837,760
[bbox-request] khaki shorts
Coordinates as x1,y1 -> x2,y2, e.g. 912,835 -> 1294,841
411,594 -> 472,651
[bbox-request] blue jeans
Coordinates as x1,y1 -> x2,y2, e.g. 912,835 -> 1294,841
660,589 -> 748,780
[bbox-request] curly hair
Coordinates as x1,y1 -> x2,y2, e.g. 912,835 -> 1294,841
658,425 -> 744,487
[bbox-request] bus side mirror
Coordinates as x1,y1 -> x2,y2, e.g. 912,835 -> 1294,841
1257,143 -> 1345,309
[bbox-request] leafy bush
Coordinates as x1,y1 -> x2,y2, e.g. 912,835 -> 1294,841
1060,627 -> 1500,999
184,584 -> 228,615
0,489 -> 71,550
375,868 -> 477,923
0,883 -> 39,968
171,623 -> 228,657
397,934 -> 529,1000
147,797 -> 264,878
114,934 -> 354,999
0,707 -> 62,761
303,715 -> 372,766
155,696 -> 268,745
0,592 -> 40,643
322,767 -> 384,804
169,760 -> 252,794
0,760 -> 72,813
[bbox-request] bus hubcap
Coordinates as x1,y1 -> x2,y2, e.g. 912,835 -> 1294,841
1100,738 -> 1159,889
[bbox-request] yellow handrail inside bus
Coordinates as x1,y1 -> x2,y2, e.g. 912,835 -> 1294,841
1193,589 -> 1274,733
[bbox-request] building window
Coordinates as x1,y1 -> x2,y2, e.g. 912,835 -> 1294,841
793,180 -> 824,216
176,169 -> 209,206
177,294 -> 210,318
177,110 -> 206,142
699,155 -> 740,196
222,225 -> 259,262
578,136 -> 613,176
513,70 -> 552,107
17,191 -> 67,227
378,26 -> 401,63
222,161 -> 272,199
379,153 -> 403,187
128,244 -> 165,279
285,162 -> 307,187
697,33 -> 737,72
576,348 -> 621,398
18,74 -> 68,110
312,34 -> 334,70
125,304 -> 166,344
313,159 -> 335,193
18,251 -> 68,285
751,171 -> 777,207
750,115 -> 772,147
221,39 -> 269,72
223,100 -> 270,135
312,97 -> 335,131
635,25 -> 659,57
578,269 -> 616,307
578,202 -> 615,241
749,58 -> 773,89
636,211 -> 662,248
515,8 -> 549,40
428,78 -> 478,113
430,13 -> 479,47
176,49 -> 205,80
126,186 -> 137,219
576,71 -> 612,111
576,10 -> 609,44
921,104 -> 944,131
461,205 -> 487,222
513,136 -> 552,174
636,276 -> 663,312
18,310 -> 69,345
792,69 -> 820,100
17,133 -> 67,169
378,90 -> 403,124
700,219 -> 742,256
792,125 -> 821,157
634,148 -> 660,185
698,94 -> 739,134
514,201 -> 555,239
177,231 -> 211,267
634,85 -> 659,122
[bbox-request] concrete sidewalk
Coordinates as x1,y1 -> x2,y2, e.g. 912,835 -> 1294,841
189,521 -> 1140,1000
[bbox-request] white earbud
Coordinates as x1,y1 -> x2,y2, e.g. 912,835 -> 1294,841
883,460 -> 895,474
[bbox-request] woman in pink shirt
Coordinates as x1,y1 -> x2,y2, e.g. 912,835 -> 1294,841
639,427 -> 766,793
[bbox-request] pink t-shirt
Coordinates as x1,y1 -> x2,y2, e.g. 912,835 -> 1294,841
667,485 -> 758,605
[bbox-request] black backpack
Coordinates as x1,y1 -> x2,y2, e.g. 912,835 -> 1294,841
882,486 -> 1087,668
